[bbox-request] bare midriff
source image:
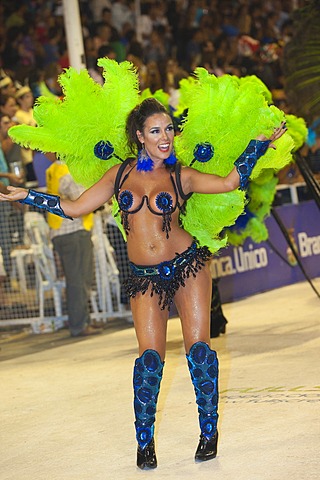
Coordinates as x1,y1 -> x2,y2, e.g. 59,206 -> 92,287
126,208 -> 193,265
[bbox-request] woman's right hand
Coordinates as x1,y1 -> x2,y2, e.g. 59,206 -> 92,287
0,186 -> 28,202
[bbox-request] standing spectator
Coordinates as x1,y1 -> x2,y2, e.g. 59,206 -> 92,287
46,160 -> 102,338
92,22 -> 113,56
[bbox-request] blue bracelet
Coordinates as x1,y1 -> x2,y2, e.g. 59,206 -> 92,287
19,189 -> 73,220
234,140 -> 271,190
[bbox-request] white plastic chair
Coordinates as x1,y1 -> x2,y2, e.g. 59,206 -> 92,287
92,211 -> 123,318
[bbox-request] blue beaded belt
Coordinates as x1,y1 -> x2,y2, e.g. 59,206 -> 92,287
129,242 -> 198,281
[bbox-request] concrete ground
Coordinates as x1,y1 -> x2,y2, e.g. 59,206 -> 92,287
1,279 -> 319,480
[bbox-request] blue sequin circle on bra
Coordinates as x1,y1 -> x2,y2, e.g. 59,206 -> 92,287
155,192 -> 173,213
118,190 -> 133,211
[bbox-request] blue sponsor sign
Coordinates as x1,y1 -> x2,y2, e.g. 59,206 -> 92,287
211,200 -> 320,302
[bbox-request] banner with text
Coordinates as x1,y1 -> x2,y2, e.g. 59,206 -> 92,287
211,200 -> 320,302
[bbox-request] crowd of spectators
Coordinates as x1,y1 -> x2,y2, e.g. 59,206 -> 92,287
0,0 -> 318,186
0,1 -> 302,101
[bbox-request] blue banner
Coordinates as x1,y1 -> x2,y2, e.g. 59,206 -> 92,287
211,200 -> 320,302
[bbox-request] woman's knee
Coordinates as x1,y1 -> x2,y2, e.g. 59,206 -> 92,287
131,297 -> 169,360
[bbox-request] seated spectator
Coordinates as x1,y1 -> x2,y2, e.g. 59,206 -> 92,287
0,70 -> 16,97
15,83 -> 36,126
126,43 -> 148,91
0,94 -> 18,121
143,61 -> 163,94
0,112 -> 25,183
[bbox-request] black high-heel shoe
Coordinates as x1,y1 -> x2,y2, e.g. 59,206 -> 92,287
210,316 -> 227,338
195,431 -> 218,461
210,279 -> 228,338
137,438 -> 157,469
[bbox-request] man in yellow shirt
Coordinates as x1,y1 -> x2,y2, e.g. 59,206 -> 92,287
46,160 -> 101,337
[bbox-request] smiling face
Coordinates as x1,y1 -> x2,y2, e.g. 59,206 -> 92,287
137,113 -> 175,164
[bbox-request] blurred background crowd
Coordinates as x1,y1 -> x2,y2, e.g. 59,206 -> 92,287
1,0 -> 319,184
2,0 -> 319,182
0,0 -> 299,98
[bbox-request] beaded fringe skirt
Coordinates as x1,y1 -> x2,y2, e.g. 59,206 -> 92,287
124,241 -> 212,310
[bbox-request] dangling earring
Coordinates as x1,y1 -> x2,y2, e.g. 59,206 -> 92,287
164,148 -> 177,167
137,144 -> 154,172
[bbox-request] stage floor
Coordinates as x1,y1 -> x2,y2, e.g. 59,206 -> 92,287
1,279 -> 319,480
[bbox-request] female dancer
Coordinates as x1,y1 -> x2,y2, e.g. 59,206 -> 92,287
0,98 -> 286,469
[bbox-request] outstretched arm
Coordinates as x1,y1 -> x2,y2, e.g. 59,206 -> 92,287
0,164 -> 119,218
182,122 -> 287,195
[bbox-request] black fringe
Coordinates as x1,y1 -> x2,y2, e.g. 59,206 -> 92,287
124,244 -> 212,310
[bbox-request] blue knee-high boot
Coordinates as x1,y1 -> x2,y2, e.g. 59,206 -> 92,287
133,349 -> 164,469
186,341 -> 219,461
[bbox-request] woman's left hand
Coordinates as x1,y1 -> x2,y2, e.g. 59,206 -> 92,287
256,121 -> 287,149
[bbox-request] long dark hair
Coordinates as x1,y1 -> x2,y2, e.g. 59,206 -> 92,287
126,98 -> 169,155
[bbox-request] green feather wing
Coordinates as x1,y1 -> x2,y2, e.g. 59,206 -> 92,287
9,58 -> 140,187
285,114 -> 308,153
226,113 -> 307,246
174,68 -> 294,252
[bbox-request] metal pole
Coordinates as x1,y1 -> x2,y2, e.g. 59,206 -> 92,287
271,207 -> 320,299
134,0 -> 142,43
62,0 -> 86,71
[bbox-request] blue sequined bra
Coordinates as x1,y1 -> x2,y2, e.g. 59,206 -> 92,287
114,159 -> 192,238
